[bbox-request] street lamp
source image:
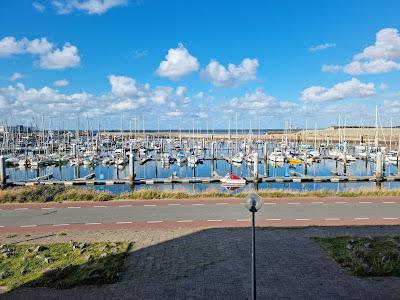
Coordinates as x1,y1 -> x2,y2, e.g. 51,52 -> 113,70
245,193 -> 262,300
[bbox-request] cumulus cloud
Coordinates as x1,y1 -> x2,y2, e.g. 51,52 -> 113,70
0,36 -> 80,70
156,43 -> 199,80
52,0 -> 127,15
176,86 -> 186,96
39,43 -> 80,69
202,58 -> 259,87
9,72 -> 24,81
309,43 -> 336,52
301,78 -> 375,103
193,91 -> 204,99
53,79 -> 69,86
322,28 -> 400,75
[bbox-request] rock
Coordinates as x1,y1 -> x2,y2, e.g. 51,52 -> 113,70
85,254 -> 94,262
2,251 -> 12,258
26,247 -> 34,254
346,243 -> 353,250
0,271 -> 10,279
79,243 -> 87,250
21,267 -> 29,275
33,245 -> 48,253
44,257 -> 53,264
79,248 -> 86,254
100,245 -> 109,252
109,242 -> 117,247
0,245 -> 5,250
100,252 -> 108,258
35,254 -> 44,260
111,248 -> 119,255
1,247 -> 12,254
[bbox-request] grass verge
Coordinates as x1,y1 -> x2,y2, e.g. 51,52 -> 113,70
0,241 -> 130,290
2,186 -> 400,203
313,236 -> 400,277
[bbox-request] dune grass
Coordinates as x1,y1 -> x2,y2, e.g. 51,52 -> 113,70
2,186 -> 400,203
313,236 -> 400,277
0,242 -> 130,290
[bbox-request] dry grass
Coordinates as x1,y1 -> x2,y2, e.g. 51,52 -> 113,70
2,186 -> 400,203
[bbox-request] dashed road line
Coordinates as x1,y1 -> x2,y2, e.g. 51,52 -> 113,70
119,205 -> 132,208
288,202 -> 300,205
216,202 -> 228,205
383,217 -> 399,220
207,219 -> 222,222
93,205 -> 107,208
383,201 -> 396,204
68,206 -> 81,209
20,225 -> 37,228
41,207 -> 56,210
116,221 -> 133,224
335,201 -> 348,204
168,204 -> 181,206
324,218 -> 341,221
147,220 -> 163,223
14,208 -> 28,211
85,222 -> 102,225
295,218 -> 311,221
144,204 -> 157,207
177,220 -> 193,223
266,218 -> 282,221
312,201 -> 324,204
264,202 -> 276,205
354,217 -> 370,220
236,219 -> 250,222
359,201 -> 372,204
192,204 -> 204,206
53,223 -> 70,227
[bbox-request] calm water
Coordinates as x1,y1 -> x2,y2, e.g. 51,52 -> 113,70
6,148 -> 400,194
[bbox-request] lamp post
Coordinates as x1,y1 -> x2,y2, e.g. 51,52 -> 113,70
245,193 -> 263,300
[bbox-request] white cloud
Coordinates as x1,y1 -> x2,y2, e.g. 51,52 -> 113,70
226,88 -> 277,114
176,86 -> 186,96
53,79 -> 69,87
309,43 -> 336,52
322,28 -> 400,75
39,43 -> 80,69
379,83 -> 388,90
9,72 -> 24,81
166,110 -> 183,118
108,75 -> 138,97
194,91 -> 204,99
301,78 -> 375,103
202,58 -> 259,87
52,0 -> 127,15
0,36 -> 80,70
156,43 -> 199,80
354,28 -> 400,60
33,2 -> 46,12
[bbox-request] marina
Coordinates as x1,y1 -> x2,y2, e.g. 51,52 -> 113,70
2,114 -> 400,194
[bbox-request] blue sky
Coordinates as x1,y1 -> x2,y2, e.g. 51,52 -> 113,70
1,0 -> 400,130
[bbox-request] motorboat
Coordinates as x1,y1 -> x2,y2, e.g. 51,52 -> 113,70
220,173 -> 246,185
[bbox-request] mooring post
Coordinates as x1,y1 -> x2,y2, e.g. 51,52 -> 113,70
375,152 -> 383,182
253,152 -> 259,182
129,149 -> 135,183
0,156 -> 6,185
263,142 -> 267,159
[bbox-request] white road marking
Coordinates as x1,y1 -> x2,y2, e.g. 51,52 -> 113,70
68,206 -> 81,209
119,205 -> 132,207
53,223 -> 70,226
41,207 -> 55,210
168,203 -> 181,206
0,225 -> 4,228
94,205 -> 107,208
312,201 -> 324,204
144,204 -> 156,207
264,202 -> 276,205
192,204 -> 204,206
359,201 -> 372,204
335,201 -> 348,204
354,217 -> 370,220
383,217 -> 399,220
288,202 -> 300,205
85,222 -> 102,225
116,221 -> 133,224
236,219 -> 250,222
207,219 -> 222,222
20,225 -> 37,228
177,220 -> 193,223
324,218 -> 341,221
295,218 -> 311,221
147,220 -> 163,223
14,208 -> 28,211
216,202 -> 228,205
383,201 -> 396,204
266,218 -> 282,221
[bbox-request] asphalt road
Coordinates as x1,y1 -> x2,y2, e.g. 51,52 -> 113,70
0,197 -> 399,233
